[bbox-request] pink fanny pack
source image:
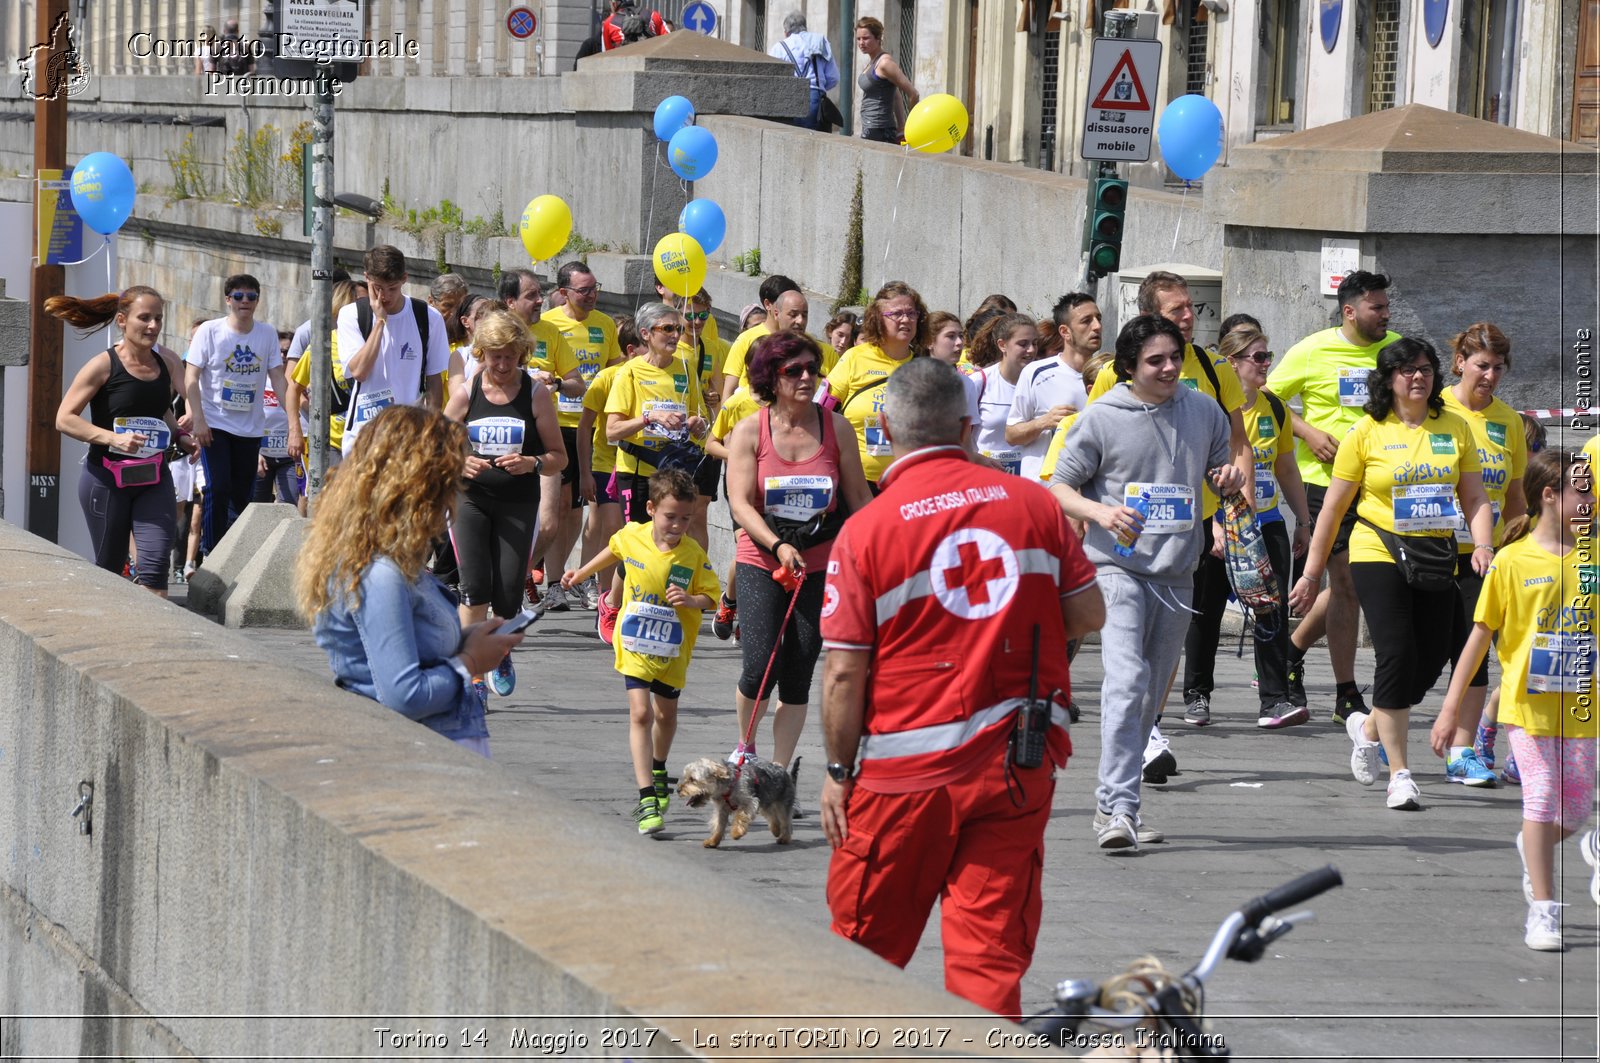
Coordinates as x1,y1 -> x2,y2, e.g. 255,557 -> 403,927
102,452 -> 165,488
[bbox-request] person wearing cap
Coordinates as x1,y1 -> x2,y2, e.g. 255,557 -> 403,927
602,0 -> 666,49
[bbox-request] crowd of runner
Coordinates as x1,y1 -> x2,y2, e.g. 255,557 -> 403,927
47,246 -> 1599,954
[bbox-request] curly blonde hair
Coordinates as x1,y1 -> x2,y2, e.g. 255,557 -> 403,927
471,308 -> 533,367
296,404 -> 468,619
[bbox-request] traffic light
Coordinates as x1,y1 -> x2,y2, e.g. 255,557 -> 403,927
1083,176 -> 1128,281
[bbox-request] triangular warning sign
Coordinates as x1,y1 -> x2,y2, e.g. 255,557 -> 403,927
1089,50 -> 1152,111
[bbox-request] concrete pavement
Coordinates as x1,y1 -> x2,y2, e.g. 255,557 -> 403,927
197,583 -> 1599,1062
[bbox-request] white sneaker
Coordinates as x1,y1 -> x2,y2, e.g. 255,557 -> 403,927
1346,711 -> 1381,787
1580,828 -> 1600,906
1525,900 -> 1564,951
1516,830 -> 1536,904
1385,769 -> 1422,810
1096,811 -> 1138,851
1142,725 -> 1177,784
1095,807 -> 1163,844
578,576 -> 601,610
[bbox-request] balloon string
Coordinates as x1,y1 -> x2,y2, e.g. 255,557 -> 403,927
50,233 -> 109,268
104,235 -> 114,348
638,143 -> 663,316
880,147 -> 909,291
1171,182 -> 1189,256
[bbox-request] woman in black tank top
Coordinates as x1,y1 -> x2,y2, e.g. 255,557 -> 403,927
443,310 -> 566,698
49,286 -> 199,596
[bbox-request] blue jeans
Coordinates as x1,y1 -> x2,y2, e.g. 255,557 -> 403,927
200,428 -> 262,551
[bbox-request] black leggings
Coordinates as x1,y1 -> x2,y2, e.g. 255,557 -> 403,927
735,561 -> 826,704
453,491 -> 540,619
79,458 -> 176,591
1252,520 -> 1294,708
1350,561 -> 1463,709
1453,557 -> 1490,688
1182,518 -> 1229,701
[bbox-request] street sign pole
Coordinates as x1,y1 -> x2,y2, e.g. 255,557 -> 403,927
307,66 -> 335,510
1079,11 -> 1159,287
26,0 -> 69,542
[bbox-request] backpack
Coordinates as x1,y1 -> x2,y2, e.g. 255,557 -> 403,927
355,296 -> 432,396
216,33 -> 251,76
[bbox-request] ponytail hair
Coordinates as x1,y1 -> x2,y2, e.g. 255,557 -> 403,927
1500,447 -> 1576,546
967,312 -> 1035,369
44,286 -> 164,333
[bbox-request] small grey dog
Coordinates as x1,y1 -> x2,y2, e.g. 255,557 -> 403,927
677,755 -> 799,848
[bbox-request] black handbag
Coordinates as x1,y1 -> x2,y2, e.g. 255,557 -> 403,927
1358,517 -> 1458,592
818,93 -> 845,131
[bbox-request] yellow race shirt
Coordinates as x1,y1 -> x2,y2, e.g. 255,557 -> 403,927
1582,434 -> 1600,469
1442,390 -> 1528,553
677,334 -> 731,409
1089,342 -> 1245,517
824,342 -> 913,483
541,306 -> 621,429
1474,536 -> 1598,738
722,325 -> 838,392
605,357 -> 709,476
582,362 -> 626,474
1243,390 -> 1289,522
712,389 -> 765,441
1266,327 -> 1403,488
1037,412 -> 1078,483
526,319 -> 579,381
609,521 -> 722,688
1332,409 -> 1482,565
288,330 -> 345,453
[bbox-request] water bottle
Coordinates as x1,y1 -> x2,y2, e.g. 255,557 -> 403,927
1113,490 -> 1152,558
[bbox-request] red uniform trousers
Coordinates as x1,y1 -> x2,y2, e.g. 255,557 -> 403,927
825,748 -> 1054,1019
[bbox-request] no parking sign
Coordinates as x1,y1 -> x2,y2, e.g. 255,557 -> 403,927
506,6 -> 537,40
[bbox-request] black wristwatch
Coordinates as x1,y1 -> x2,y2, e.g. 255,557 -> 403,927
826,762 -> 855,783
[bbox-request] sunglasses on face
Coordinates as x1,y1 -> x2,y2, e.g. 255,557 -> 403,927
684,310 -> 710,322
652,324 -> 684,335
1235,350 -> 1274,364
780,361 -> 821,378
229,291 -> 260,302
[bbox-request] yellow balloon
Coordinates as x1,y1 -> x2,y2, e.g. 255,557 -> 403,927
519,195 -> 572,262
904,93 -> 970,154
651,233 -> 706,298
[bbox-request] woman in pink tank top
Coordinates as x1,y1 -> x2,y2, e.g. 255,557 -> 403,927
724,333 -> 874,771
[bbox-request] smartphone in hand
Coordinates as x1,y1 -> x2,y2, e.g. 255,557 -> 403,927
503,601 -> 547,634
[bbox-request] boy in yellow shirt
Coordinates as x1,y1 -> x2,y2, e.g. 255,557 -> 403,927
562,469 -> 721,836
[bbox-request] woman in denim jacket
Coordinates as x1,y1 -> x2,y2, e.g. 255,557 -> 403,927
296,404 -> 523,756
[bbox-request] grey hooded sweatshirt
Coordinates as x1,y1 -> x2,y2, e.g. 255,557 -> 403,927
1051,381 -> 1231,586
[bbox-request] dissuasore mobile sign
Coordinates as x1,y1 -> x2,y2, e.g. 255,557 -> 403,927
1080,38 -> 1162,163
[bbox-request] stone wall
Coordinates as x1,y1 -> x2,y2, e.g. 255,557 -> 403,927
0,519 -> 1011,1058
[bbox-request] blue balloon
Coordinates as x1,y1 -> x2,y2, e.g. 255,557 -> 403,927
667,125 -> 719,182
653,95 -> 696,142
1156,94 -> 1224,182
70,151 -> 136,235
678,199 -> 726,255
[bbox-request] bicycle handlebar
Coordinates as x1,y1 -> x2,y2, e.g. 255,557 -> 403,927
1239,865 -> 1343,927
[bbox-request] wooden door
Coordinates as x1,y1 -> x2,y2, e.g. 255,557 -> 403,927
1575,0 -> 1600,143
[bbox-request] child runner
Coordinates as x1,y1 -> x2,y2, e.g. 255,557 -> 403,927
1434,448 -> 1600,950
561,468 -> 721,836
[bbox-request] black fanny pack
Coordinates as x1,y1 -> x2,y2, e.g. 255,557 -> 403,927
762,507 -> 846,555
618,438 -> 705,476
1358,516 -> 1457,592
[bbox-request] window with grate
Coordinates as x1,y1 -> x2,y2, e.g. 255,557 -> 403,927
1186,6 -> 1209,95
1041,30 -> 1060,170
1366,0 -> 1401,112
897,0 -> 917,73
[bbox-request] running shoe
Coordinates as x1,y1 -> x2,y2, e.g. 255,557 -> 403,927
1285,658 -> 1307,708
490,653 -> 516,697
472,679 -> 489,711
633,794 -> 664,835
1183,695 -> 1212,727
544,584 -> 571,612
1580,828 -> 1600,906
1502,752 -> 1521,786
1445,748 -> 1497,787
726,743 -> 757,766
1525,900 -> 1564,951
1095,811 -> 1138,851
652,768 -> 672,814
596,593 -> 619,645
1258,701 -> 1310,729
1474,722 -> 1499,771
578,576 -> 601,610
183,560 -> 198,581
1385,769 -> 1422,810
712,594 -> 738,640
1094,807 -> 1163,844
524,573 -> 542,606
1516,830 -> 1535,904
170,565 -> 185,585
1142,725 -> 1177,784
1346,711 -> 1381,786
1331,688 -> 1368,727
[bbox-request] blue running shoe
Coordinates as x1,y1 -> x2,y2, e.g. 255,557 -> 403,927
490,653 -> 516,696
472,678 -> 489,710
1446,748 -> 1497,787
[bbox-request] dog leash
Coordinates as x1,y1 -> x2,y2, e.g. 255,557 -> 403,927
727,569 -> 807,804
